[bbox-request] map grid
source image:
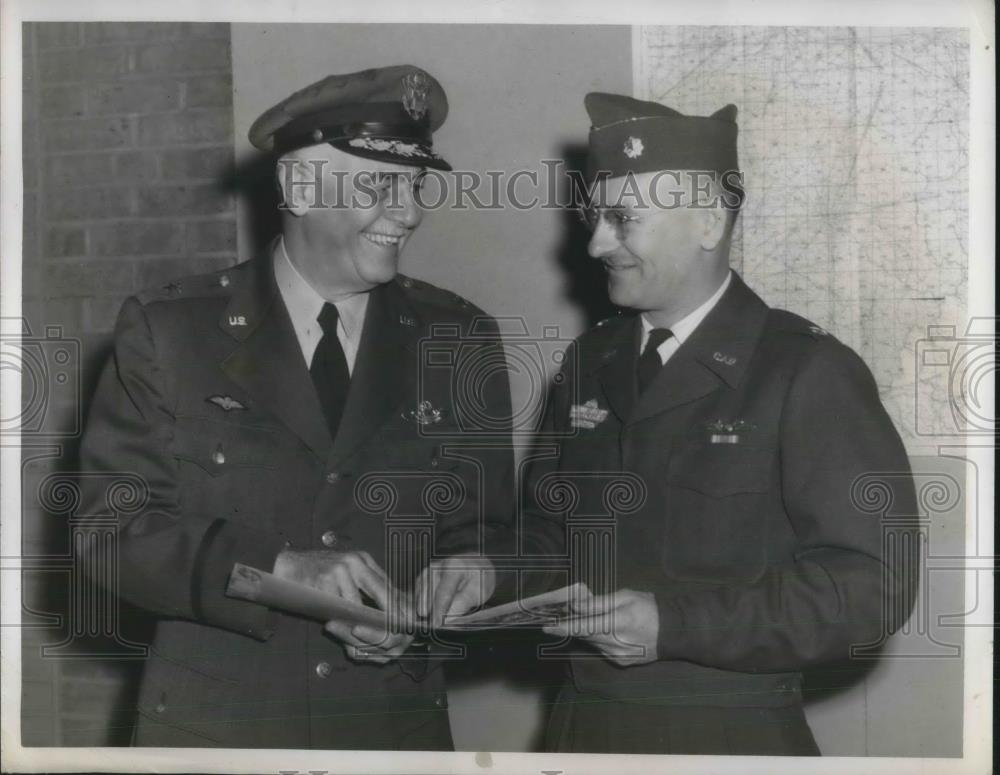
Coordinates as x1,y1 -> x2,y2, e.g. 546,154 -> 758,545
636,26 -> 970,454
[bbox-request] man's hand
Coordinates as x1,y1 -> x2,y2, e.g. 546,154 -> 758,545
414,554 -> 496,628
323,621 -> 414,665
273,548 -> 395,610
542,588 -> 659,666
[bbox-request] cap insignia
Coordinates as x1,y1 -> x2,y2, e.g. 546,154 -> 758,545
623,136 -> 644,159
401,71 -> 430,121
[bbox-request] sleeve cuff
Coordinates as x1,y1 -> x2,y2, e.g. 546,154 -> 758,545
191,518 -> 287,641
655,592 -> 692,662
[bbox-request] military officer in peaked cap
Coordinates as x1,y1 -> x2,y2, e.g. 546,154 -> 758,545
525,94 -> 919,755
79,65 -> 514,749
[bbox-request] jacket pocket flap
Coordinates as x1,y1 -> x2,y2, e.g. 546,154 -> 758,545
667,443 -> 774,496
172,417 -> 278,475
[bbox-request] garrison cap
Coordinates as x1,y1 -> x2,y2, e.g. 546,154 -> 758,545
584,93 -> 741,201
249,64 -> 452,171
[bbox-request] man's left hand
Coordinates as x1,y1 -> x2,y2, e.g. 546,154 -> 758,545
542,588 -> 659,666
414,554 -> 496,628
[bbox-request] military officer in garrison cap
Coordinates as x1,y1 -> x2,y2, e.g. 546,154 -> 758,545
525,94 -> 919,755
78,65 -> 514,749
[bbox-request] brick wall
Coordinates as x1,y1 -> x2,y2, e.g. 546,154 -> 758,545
20,21 -> 238,746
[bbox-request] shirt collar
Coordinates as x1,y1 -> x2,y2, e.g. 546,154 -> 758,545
273,236 -> 368,340
641,270 -> 732,344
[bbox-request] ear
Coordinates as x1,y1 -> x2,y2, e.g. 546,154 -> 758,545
275,152 -> 318,216
698,204 -> 728,251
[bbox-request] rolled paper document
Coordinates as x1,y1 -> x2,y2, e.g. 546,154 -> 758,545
226,563 -> 406,630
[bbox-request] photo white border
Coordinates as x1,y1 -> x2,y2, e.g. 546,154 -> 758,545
1,0 -> 993,773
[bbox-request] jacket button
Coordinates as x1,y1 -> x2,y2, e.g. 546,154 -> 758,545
321,530 -> 338,548
315,661 -> 332,678
429,457 -> 439,468
434,695 -> 445,708
325,472 -> 339,484
154,702 -> 167,714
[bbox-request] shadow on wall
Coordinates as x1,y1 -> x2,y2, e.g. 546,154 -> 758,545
551,143 -> 618,329
222,153 -> 282,256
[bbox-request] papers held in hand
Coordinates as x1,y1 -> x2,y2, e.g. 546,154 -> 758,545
444,583 -> 591,630
226,563 -> 589,631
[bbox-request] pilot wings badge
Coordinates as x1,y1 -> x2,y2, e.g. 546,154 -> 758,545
206,395 -> 247,412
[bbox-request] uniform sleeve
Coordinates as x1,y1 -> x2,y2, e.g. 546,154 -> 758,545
78,297 -> 285,641
433,315 -> 516,563
654,339 -> 920,671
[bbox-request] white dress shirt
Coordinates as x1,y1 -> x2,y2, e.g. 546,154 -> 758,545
273,237 -> 369,375
640,271 -> 732,365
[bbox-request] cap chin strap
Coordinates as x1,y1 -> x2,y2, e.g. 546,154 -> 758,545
275,114 -> 431,155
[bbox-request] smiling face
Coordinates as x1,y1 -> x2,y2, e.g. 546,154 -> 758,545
585,170 -> 730,323
279,145 -> 424,298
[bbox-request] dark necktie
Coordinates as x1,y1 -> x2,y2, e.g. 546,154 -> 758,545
310,303 -> 350,439
637,328 -> 673,396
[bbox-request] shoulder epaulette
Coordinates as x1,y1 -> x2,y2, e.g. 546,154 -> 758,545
135,265 -> 242,305
768,308 -> 835,341
396,273 -> 484,316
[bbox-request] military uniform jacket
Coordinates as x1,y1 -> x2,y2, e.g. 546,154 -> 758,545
526,272 -> 919,706
78,254 -> 514,748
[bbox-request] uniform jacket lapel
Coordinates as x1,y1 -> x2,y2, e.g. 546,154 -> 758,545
326,280 -> 420,468
629,272 -> 769,425
219,249 -> 332,460
587,317 -> 639,423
